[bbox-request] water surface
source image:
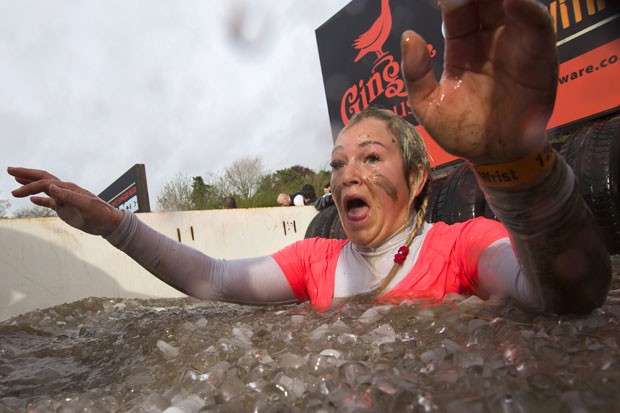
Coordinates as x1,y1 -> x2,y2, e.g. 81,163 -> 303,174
1,257 -> 619,412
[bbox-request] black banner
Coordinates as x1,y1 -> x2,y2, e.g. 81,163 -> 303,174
550,0 -> 620,62
316,0 -> 444,139
316,0 -> 620,147
98,164 -> 151,213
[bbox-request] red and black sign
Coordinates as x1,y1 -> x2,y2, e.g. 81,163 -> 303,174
316,0 -> 444,133
98,164 -> 151,213
316,0 -> 620,167
547,0 -> 620,130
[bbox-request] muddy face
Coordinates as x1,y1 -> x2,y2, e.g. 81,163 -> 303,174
331,118 -> 413,248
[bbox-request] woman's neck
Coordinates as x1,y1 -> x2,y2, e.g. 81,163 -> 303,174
353,215 -> 415,256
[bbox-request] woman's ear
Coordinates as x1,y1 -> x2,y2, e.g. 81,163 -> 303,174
409,164 -> 428,197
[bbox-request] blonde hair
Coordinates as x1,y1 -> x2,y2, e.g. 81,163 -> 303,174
344,107 -> 433,297
344,106 -> 432,215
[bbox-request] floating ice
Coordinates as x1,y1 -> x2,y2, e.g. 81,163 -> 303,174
363,323 -> 396,346
157,339 -> 180,358
1,257 -> 620,412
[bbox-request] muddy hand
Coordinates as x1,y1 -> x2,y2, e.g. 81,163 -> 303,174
401,0 -> 558,165
8,167 -> 124,236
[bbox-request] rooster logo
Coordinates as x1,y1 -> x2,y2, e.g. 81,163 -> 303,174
352,0 -> 392,63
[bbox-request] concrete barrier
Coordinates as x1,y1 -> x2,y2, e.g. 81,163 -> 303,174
0,206 -> 319,321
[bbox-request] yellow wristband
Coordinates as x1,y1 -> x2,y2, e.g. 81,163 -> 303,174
469,140 -> 556,188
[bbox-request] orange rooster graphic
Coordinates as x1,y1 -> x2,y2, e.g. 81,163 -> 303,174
352,0 -> 392,63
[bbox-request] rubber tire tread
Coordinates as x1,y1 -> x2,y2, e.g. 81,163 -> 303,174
328,210 -> 347,240
425,176 -> 448,223
570,113 -> 620,254
435,163 -> 487,224
305,205 -> 346,239
558,122 -> 589,169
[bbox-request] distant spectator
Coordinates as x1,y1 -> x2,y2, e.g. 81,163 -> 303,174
315,182 -> 334,211
221,196 -> 237,209
277,193 -> 294,206
300,184 -> 317,205
277,192 -> 301,206
277,185 -> 317,207
291,192 -> 305,206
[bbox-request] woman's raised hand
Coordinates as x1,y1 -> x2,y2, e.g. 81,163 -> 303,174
8,167 -> 124,236
401,0 -> 558,165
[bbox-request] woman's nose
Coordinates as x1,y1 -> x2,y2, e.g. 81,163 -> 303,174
340,163 -> 361,186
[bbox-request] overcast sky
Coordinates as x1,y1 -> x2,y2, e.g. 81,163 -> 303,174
0,0 -> 351,214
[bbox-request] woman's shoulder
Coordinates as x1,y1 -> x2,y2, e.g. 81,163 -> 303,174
429,217 -> 506,234
426,217 -> 508,253
298,236 -> 350,250
274,236 -> 349,259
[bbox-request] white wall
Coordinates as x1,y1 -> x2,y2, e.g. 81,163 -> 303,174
0,206 -> 318,321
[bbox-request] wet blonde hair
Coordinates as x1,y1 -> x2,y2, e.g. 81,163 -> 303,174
344,106 -> 432,216
344,106 -> 433,297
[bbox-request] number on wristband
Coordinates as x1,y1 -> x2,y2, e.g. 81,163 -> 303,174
469,141 -> 557,188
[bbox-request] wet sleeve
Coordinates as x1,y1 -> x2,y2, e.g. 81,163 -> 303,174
476,238 -> 544,311
104,211 -> 298,305
478,154 -> 611,313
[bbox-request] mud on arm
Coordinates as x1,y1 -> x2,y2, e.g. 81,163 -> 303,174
473,145 -> 612,314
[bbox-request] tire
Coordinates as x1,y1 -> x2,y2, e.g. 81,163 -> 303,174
328,210 -> 347,240
482,201 -> 498,221
304,205 -> 332,238
425,175 -> 448,223
434,163 -> 487,224
564,113 -> 620,254
558,123 -> 589,169
305,205 -> 346,239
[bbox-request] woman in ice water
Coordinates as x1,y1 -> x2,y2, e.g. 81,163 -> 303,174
8,0 -> 611,314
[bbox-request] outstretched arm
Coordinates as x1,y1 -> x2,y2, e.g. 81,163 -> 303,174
106,211 -> 297,305
401,0 -> 611,313
8,166 -> 298,305
8,167 -> 124,236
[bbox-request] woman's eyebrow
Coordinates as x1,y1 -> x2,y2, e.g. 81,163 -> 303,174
331,139 -> 387,156
331,145 -> 344,157
359,140 -> 386,149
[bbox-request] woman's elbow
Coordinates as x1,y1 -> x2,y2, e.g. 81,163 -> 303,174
543,248 -> 612,315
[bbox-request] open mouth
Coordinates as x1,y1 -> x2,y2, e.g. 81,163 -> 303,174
344,196 -> 370,221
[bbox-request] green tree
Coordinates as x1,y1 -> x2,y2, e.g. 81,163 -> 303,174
191,176 -> 221,210
257,165 -> 315,195
157,161 -> 331,210
310,169 -> 332,194
249,166 -> 331,208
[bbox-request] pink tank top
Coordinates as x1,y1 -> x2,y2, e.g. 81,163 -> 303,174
272,217 -> 509,308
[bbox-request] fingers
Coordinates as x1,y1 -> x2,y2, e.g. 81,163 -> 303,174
11,179 -> 86,209
441,0 -> 479,40
30,195 -> 57,211
48,183 -> 94,212
7,167 -> 59,182
476,0 -> 506,30
11,178 -> 57,198
401,30 -> 438,112
505,0 -> 556,58
8,167 -> 60,197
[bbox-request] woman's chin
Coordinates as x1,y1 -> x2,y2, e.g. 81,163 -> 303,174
345,229 -> 377,248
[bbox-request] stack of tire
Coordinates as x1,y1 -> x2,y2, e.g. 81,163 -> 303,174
305,112 -> 619,254
557,113 -> 620,254
304,204 -> 347,240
